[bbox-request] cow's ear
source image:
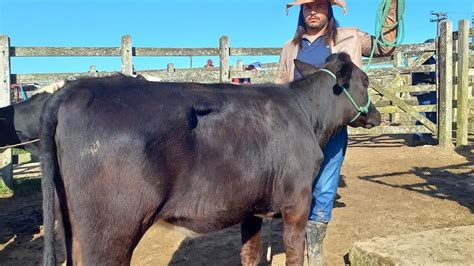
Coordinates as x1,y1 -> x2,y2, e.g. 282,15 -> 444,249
294,59 -> 319,78
335,53 -> 353,87
336,61 -> 353,86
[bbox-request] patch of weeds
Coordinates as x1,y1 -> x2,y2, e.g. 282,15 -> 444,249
12,148 -> 28,155
0,179 -> 14,198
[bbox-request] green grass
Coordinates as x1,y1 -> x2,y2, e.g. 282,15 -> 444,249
0,179 -> 14,198
12,148 -> 28,155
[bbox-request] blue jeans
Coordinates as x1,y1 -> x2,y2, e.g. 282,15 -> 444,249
415,92 -> 437,139
309,127 -> 348,223
415,92 -> 437,125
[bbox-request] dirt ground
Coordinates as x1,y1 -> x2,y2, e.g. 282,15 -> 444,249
1,135 -> 473,265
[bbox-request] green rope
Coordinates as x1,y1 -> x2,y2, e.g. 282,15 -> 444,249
319,68 -> 372,123
365,0 -> 405,71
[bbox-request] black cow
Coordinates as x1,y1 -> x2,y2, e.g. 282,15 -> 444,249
0,78 -> 159,158
0,92 -> 52,158
41,53 -> 380,265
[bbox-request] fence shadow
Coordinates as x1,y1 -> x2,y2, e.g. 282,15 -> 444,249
358,150 -> 474,213
0,177 -> 43,263
349,134 -> 410,148
0,174 -> 64,264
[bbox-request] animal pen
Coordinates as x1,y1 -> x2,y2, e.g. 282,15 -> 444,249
0,19 -> 473,184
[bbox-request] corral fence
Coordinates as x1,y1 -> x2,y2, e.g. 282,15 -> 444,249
0,19 -> 472,185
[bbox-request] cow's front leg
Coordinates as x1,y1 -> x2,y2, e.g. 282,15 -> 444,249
281,188 -> 312,266
240,215 -> 263,266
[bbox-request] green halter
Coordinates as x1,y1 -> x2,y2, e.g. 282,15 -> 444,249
318,68 -> 372,123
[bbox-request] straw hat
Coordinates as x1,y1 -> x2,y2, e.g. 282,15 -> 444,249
286,0 -> 347,14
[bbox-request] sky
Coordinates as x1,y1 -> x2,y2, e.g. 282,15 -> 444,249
0,0 -> 472,74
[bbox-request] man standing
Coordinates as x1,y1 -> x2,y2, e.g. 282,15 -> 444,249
411,39 -> 437,146
276,0 -> 399,264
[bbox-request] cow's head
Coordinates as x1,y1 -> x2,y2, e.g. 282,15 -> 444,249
294,52 -> 381,129
0,105 -> 21,148
0,92 -> 52,157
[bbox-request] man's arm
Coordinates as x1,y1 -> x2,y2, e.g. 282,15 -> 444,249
276,41 -> 294,84
360,0 -> 399,57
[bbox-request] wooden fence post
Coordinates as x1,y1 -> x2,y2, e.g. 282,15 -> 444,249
236,59 -> 244,71
0,35 -> 13,189
438,20 -> 453,147
219,36 -> 230,83
391,51 -> 403,124
456,19 -> 469,147
121,35 -> 133,75
89,65 -> 97,76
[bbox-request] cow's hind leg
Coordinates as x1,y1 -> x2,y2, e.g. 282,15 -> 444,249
240,215 -> 263,266
68,184 -> 159,265
76,212 -> 153,266
281,188 -> 312,266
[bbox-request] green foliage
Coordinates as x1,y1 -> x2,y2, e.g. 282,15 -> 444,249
0,179 -> 13,198
12,148 -> 28,155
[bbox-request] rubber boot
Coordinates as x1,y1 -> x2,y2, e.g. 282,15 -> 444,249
305,220 -> 327,266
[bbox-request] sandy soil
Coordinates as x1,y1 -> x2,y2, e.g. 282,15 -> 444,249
1,135 -> 473,265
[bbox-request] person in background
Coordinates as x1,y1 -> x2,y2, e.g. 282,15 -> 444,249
204,58 -> 214,68
410,39 -> 437,146
276,0 -> 400,264
245,61 -> 263,71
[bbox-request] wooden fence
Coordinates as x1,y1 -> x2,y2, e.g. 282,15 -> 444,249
0,19 -> 472,186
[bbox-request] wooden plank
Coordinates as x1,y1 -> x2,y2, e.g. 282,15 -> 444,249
391,53 -> 403,123
11,44 -> 434,58
362,56 -> 392,66
0,37 -> 11,106
137,70 -> 221,83
456,20 -> 470,146
369,78 -> 437,133
135,48 -> 219,57
387,84 -> 436,93
230,48 -> 281,56
137,69 -> 278,84
349,125 -> 432,135
13,47 -> 222,57
438,20 -> 454,147
395,42 -> 436,55
121,35 -> 133,75
375,99 -> 419,107
377,105 -> 436,114
12,46 -> 120,57
13,72 -> 117,84
367,64 -> 435,76
219,36 -> 230,83
236,60 -> 244,71
0,35 -> 13,188
408,52 -> 435,68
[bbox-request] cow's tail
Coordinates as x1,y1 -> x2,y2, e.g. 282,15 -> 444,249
40,91 -> 64,266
